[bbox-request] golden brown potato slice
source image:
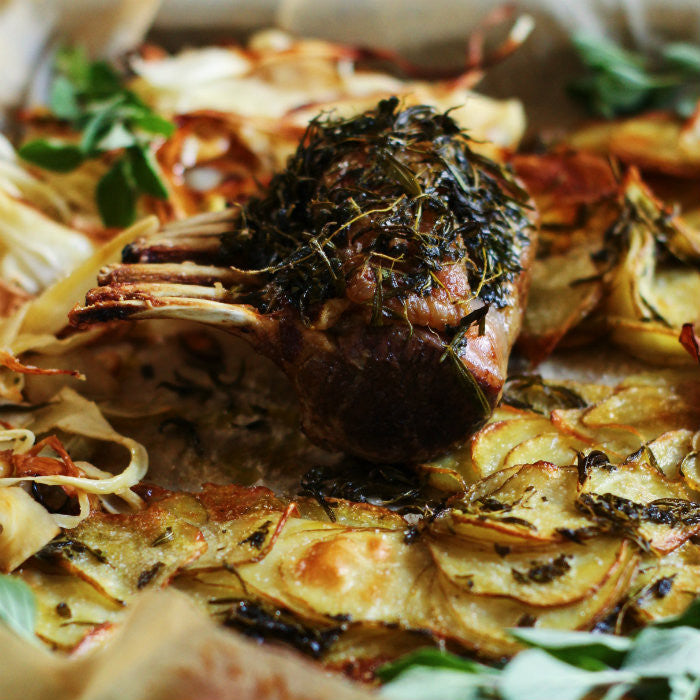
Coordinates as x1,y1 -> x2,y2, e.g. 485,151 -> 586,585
439,541 -> 637,658
568,111 -> 700,177
628,542 -> 700,623
578,458 -> 700,553
244,522 -> 433,627
551,407 -> 642,459
581,385 -> 700,441
427,535 -> 626,607
647,430 -> 695,479
470,417 -> 556,479
17,565 -> 123,650
436,463 -> 594,547
47,494 -> 207,603
502,433 -> 589,469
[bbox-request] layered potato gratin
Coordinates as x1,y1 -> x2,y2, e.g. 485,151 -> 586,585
0,25 -> 699,699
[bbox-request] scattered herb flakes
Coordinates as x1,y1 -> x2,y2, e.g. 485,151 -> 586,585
239,520 -> 273,550
136,562 -> 165,590
511,555 -> 572,585
151,527 -> 174,547
224,600 -> 346,659
576,493 -> 700,551
503,375 -> 587,415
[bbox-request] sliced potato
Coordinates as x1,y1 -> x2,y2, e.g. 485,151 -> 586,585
628,542 -> 700,623
579,458 -> 700,553
295,497 -> 407,529
582,385 -> 700,441
470,417 -> 555,479
439,542 -> 637,658
257,524 -> 432,625
551,407 -> 642,459
568,112 -> 700,177
518,249 -> 604,366
17,565 -> 123,650
502,433 -> 587,469
48,495 -> 207,603
437,464 -> 593,547
427,535 -> 625,607
647,430 -> 695,479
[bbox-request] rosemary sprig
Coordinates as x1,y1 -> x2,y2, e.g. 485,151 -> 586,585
18,46 -> 174,227
221,97 -> 532,320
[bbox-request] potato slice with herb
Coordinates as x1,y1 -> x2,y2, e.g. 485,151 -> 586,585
45,494 -> 207,603
427,535 -> 626,607
628,542 -> 700,623
436,463 -> 594,547
578,458 -> 700,553
439,541 -> 637,658
17,565 -> 123,650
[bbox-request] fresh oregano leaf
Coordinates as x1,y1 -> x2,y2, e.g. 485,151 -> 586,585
622,627 -> 700,678
500,649 -> 636,700
18,139 -> 84,173
380,667 -> 492,700
0,574 -> 37,643
131,112 -> 176,138
509,628 -> 631,671
128,145 -> 169,199
97,159 -> 136,228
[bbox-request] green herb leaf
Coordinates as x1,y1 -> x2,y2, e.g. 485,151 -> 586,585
622,627 -> 700,678
0,574 -> 36,642
377,648 -> 495,682
97,159 -> 136,228
131,112 -> 176,138
128,145 -> 169,199
569,33 -> 700,118
380,667 -> 492,700
18,139 -> 84,172
500,649 -> 635,700
509,628 -> 631,670
24,43 -> 175,227
49,75 -> 80,121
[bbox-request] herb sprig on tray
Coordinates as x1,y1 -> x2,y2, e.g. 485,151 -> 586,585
379,599 -> 700,700
19,46 -> 174,227
569,33 -> 700,118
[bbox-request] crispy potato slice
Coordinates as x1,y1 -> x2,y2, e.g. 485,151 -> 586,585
579,458 -> 700,553
502,433 -> 588,469
439,542 -> 637,658
17,565 -> 123,650
436,463 -> 594,547
582,385 -> 700,441
518,249 -> 604,366
47,494 -> 207,603
551,407 -> 641,459
143,484 -> 295,571
265,525 -> 432,625
568,112 -> 700,177
427,535 -> 625,607
629,542 -> 700,623
647,430 -> 695,479
294,497 -> 407,529
470,417 -> 555,479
